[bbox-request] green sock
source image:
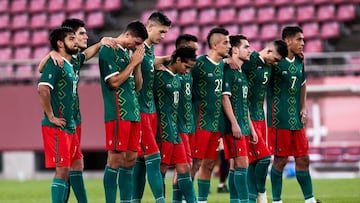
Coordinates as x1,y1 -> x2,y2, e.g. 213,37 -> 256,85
118,167 -> 134,202
51,178 -> 68,203
103,165 -> 118,203
132,157 -> 146,202
247,163 -> 257,202
145,153 -> 165,202
161,171 -> 166,197
228,170 -> 239,203
296,170 -> 314,200
270,166 -> 283,201
177,172 -> 197,203
197,179 -> 210,201
64,180 -> 70,203
255,156 -> 271,193
69,170 -> 88,203
234,167 -> 249,202
172,183 -> 182,202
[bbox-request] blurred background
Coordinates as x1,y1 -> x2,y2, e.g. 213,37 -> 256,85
0,0 -> 359,180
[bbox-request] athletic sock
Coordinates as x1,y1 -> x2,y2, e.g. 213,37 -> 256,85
247,163 -> 257,203
296,170 -> 314,200
177,172 -> 197,203
64,179 -> 70,203
132,157 -> 146,202
103,165 -> 118,203
69,170 -> 88,203
270,166 -> 283,202
234,167 -> 249,203
228,169 -> 239,203
161,171 -> 166,197
197,179 -> 210,202
51,178 -> 68,203
118,166 -> 134,202
172,183 -> 182,203
145,153 -> 165,202
255,156 -> 271,193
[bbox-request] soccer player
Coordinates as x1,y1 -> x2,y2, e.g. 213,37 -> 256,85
221,34 -> 254,203
37,18 -> 118,203
132,11 -> 171,203
191,27 -> 230,202
241,40 -> 288,203
154,46 -> 198,203
37,27 -> 78,203
98,21 -> 148,203
269,26 -> 318,203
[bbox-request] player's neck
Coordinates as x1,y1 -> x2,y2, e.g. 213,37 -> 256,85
145,38 -> 153,46
59,50 -> 72,62
232,56 -> 244,68
208,50 -> 222,63
287,52 -> 295,60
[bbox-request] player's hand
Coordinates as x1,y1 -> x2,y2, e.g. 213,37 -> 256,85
130,44 -> 145,66
50,51 -> 64,68
300,109 -> 307,125
101,37 -> 119,50
224,57 -> 240,70
49,116 -> 66,128
250,132 -> 258,144
232,123 -> 242,139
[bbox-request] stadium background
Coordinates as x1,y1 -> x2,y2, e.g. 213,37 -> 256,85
0,0 -> 360,180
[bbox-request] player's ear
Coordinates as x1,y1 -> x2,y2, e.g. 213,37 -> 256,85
57,40 -> 64,49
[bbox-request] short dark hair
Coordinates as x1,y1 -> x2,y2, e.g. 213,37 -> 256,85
49,27 -> 75,51
171,46 -> 197,63
207,27 -> 229,48
229,34 -> 247,56
273,40 -> 288,59
61,18 -> 85,32
175,34 -> 198,48
148,11 -> 172,26
282,26 -> 303,40
125,20 -> 148,40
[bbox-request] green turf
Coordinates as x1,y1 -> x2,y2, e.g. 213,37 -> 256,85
0,176 -> 359,202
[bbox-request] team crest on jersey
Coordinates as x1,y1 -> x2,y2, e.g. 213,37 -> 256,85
48,74 -> 52,79
238,78 -> 242,82
108,65 -> 112,70
166,84 -> 172,88
120,59 -> 125,62
207,73 -> 213,77
257,66 -> 262,69
282,71 -> 287,75
225,82 -> 229,87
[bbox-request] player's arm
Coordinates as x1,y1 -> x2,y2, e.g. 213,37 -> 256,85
300,82 -> 307,125
37,85 -> 66,128
37,51 -> 63,73
154,55 -> 171,66
83,37 -> 118,61
107,45 -> 145,89
134,63 -> 143,92
248,111 -> 258,144
222,94 -> 242,139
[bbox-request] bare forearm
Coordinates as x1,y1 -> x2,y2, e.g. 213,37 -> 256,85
108,62 -> 137,89
222,96 -> 237,125
301,83 -> 307,110
38,54 -> 51,73
155,55 -> 171,66
84,42 -> 102,60
38,86 -> 54,119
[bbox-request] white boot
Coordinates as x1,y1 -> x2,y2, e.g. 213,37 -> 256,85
257,192 -> 268,203
272,200 -> 283,203
305,197 -> 317,203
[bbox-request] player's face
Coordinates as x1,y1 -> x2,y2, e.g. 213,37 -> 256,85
75,27 -> 88,50
148,24 -> 169,44
186,41 -> 199,55
125,33 -> 144,49
215,35 -> 231,58
63,33 -> 79,55
177,59 -> 195,74
286,32 -> 305,55
267,52 -> 283,65
236,39 -> 251,61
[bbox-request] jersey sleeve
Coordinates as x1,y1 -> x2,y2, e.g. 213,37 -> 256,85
99,46 -> 120,82
77,52 -> 86,67
38,59 -> 61,89
222,65 -> 232,96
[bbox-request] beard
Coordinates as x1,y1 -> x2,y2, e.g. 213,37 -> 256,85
64,43 -> 79,55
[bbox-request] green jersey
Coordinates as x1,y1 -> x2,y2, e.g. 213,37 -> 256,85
177,73 -> 195,134
272,56 -> 305,130
192,55 -> 224,132
138,43 -> 156,113
99,45 -> 140,122
71,52 -> 86,124
221,64 -> 250,136
38,58 -> 76,134
242,51 -> 271,121
154,69 -> 181,143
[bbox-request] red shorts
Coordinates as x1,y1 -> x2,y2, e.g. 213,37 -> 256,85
105,120 -> 140,152
267,126 -> 275,154
252,120 -> 267,145
223,134 -> 249,160
192,129 -> 220,160
268,128 -> 309,157
159,140 -> 188,165
42,126 -> 76,168
179,133 -> 192,163
247,133 -> 272,164
72,124 -> 83,161
139,112 -> 159,156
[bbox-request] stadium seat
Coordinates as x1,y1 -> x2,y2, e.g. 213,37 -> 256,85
141,10 -> 153,24
215,0 -> 232,8
49,12 -> 66,29
156,0 -> 175,10
86,12 -> 105,28
0,14 -> 10,30
254,0 -> 273,7
224,24 -> 239,36
31,30 -> 49,47
0,0 -> 9,13
103,0 -> 122,11
0,30 -> 11,46
0,47 -> 13,60
322,147 -> 344,162
302,22 -> 319,39
241,24 -> 259,40
237,7 -> 256,24
337,4 -> 356,21
257,7 -> 275,24
320,21 -> 339,39
196,0 -> 213,9
163,9 -> 178,25
313,0 -> 329,4
29,0 -> 47,13
249,40 -> 262,52
297,5 -> 315,23
199,8 -> 217,26
260,23 -> 278,41
277,6 -> 296,23
14,65 -> 34,80
177,0 -> 193,10
14,47 -> 32,59
304,39 -> 323,53
10,0 -> 27,14
12,30 -> 30,46
30,13 -> 48,29
80,64 -> 100,81
294,0 -> 312,5
201,26 -> 214,43
154,44 -> 164,56
182,26 -> 201,37
48,0 -> 65,12
218,8 -> 236,25
178,9 -> 197,26
165,44 -> 175,56
0,65 -> 14,81
317,5 -> 335,22
11,13 -> 29,30
234,0 -> 253,8
343,146 -> 360,162
162,26 -> 180,44
66,0 -> 83,12
68,11 -> 85,21
273,0 -> 292,6
85,0 -> 103,11
33,46 -> 50,60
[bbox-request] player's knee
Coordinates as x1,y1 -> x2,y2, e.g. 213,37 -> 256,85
202,159 -> 216,171
71,159 -> 84,171
273,156 -> 288,171
55,166 -> 70,180
295,156 -> 310,170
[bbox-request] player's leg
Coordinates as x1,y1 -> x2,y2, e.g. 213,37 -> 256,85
233,137 -> 249,203
217,148 -> 229,193
131,156 -> 146,202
